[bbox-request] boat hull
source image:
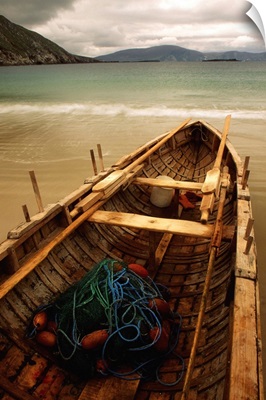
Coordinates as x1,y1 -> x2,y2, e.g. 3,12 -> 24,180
0,119 -> 263,399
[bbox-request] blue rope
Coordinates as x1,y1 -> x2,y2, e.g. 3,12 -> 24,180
29,259 -> 184,384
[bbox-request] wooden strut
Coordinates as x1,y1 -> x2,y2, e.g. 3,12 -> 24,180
181,170 -> 229,400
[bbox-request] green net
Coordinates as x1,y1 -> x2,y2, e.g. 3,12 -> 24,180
27,259 -> 183,383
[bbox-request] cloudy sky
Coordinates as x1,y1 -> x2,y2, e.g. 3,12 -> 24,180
0,0 -> 265,57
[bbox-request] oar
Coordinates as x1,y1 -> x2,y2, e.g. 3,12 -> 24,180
181,168 -> 230,400
200,115 -> 231,223
213,114 -> 231,169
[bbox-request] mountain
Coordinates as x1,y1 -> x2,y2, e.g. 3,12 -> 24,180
98,45 -> 266,62
97,45 -> 203,62
0,15 -> 98,66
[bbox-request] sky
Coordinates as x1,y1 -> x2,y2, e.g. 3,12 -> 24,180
0,0 -> 265,57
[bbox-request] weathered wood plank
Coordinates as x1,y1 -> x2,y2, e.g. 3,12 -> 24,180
229,278 -> 259,399
88,210 -> 234,240
256,279 -> 265,398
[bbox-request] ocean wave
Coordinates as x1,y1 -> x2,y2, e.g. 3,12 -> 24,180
0,102 -> 265,120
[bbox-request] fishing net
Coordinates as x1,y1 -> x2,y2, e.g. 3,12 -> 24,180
27,259 -> 183,383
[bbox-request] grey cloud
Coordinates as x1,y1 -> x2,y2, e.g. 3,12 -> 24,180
0,0 -> 75,26
0,0 -> 263,56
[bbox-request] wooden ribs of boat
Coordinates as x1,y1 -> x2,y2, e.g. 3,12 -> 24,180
0,117 -> 263,400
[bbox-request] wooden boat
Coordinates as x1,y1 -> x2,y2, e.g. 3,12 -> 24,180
0,116 -> 263,400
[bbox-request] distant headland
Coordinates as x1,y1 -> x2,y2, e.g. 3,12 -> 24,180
202,58 -> 240,62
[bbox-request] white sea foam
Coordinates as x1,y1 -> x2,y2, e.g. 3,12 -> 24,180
0,102 -> 265,120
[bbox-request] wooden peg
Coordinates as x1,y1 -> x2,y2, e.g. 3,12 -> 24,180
242,156 -> 250,185
242,170 -> 250,190
90,149 -> 98,175
244,236 -> 253,255
29,170 -> 44,213
244,218 -> 254,240
22,204 -> 31,222
97,144 -> 104,172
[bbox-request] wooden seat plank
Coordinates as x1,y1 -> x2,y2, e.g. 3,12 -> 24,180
89,210 -> 213,238
88,210 -> 234,240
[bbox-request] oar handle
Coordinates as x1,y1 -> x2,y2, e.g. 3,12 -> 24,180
213,114 -> 231,169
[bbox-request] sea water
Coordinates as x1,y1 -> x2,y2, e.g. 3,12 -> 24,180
0,61 -> 266,385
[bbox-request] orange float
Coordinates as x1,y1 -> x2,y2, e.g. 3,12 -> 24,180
33,311 -> 48,331
81,330 -> 109,351
148,298 -> 171,317
149,326 -> 169,353
128,263 -> 149,278
36,331 -> 57,347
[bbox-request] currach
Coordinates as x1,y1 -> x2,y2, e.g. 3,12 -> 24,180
0,116 -> 263,399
